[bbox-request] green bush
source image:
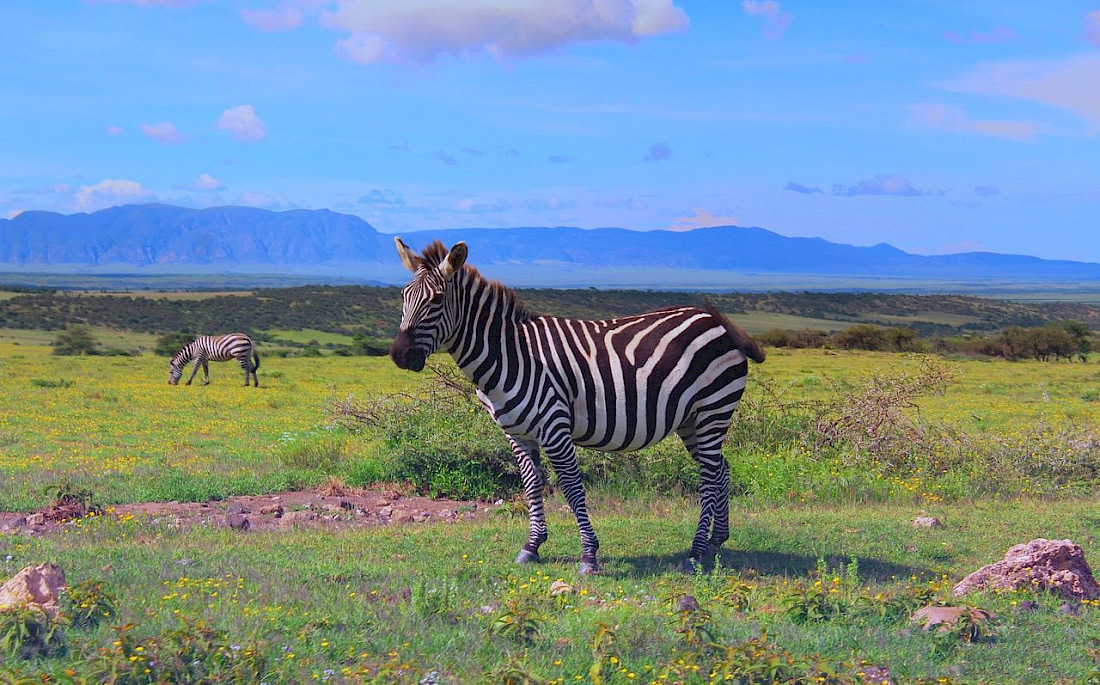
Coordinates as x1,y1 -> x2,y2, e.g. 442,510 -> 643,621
52,326 -> 100,356
379,403 -> 518,499
155,331 -> 195,356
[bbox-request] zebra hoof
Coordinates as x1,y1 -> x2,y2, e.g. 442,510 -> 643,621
679,557 -> 703,574
514,549 -> 540,564
579,559 -> 601,575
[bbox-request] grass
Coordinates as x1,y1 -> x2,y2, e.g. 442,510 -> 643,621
264,328 -> 357,345
726,311 -> 850,334
2,339 -> 1100,680
2,344 -> 1098,510
0,343 -> 414,509
5,497 -> 1100,682
0,326 -> 160,349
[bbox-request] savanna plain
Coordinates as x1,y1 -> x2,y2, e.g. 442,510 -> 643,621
1,310 -> 1100,683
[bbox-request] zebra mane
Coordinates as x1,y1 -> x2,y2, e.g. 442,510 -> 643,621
419,240 -> 539,321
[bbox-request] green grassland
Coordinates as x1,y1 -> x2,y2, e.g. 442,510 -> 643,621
2,345 -> 1096,510
0,326 -> 160,349
265,328 -> 357,345
2,342 -> 1100,681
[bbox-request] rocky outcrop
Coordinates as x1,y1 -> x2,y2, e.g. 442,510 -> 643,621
0,563 -> 66,619
953,538 -> 1100,600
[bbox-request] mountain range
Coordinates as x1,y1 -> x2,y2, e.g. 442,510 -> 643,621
2,203 -> 1098,290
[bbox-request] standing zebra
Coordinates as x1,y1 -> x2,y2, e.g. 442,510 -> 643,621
168,333 -> 260,387
389,238 -> 765,574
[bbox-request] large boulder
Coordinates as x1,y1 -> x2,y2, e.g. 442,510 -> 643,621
0,563 -> 67,619
953,539 -> 1099,600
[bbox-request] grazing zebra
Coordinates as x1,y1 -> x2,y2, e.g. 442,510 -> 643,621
389,238 -> 765,574
168,333 -> 260,387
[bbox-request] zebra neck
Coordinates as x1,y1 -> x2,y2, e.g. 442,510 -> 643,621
447,270 -> 528,380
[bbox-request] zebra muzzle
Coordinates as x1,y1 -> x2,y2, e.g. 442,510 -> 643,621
389,332 -> 426,371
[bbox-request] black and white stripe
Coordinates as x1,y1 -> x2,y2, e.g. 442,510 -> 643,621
389,239 -> 765,573
169,333 -> 260,387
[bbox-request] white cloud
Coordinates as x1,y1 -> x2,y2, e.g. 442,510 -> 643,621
74,179 -> 155,210
92,0 -> 204,7
141,121 -> 186,144
741,0 -> 791,40
238,191 -> 291,209
944,25 -> 1017,45
191,173 -> 224,191
945,54 -> 1100,130
6,210 -> 25,220
670,208 -> 739,231
215,105 -> 268,143
907,103 -> 1040,141
1087,11 -> 1100,47
832,174 -> 935,197
240,6 -> 305,31
105,125 -> 123,136
320,0 -> 688,65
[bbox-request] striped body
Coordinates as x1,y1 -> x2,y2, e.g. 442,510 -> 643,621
169,333 -> 260,386
390,239 -> 764,573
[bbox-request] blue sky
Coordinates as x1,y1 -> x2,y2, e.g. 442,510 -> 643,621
2,1 -> 1099,261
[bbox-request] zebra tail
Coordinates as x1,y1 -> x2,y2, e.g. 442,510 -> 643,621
703,303 -> 766,363
253,350 -> 261,369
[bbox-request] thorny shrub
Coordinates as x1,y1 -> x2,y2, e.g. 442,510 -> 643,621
813,356 -> 959,474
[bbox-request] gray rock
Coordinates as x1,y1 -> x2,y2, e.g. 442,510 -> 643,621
911,516 -> 944,529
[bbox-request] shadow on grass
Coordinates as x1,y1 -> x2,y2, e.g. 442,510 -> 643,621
579,548 -> 935,581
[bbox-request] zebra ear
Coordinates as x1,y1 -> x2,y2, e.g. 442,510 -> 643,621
439,241 -> 468,279
394,236 -> 420,272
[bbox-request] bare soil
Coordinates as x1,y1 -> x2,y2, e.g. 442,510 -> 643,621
0,485 -> 499,536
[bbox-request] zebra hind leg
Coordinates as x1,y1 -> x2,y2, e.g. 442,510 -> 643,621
510,438 -> 547,565
678,420 -> 732,571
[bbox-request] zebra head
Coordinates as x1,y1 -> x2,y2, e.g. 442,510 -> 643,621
390,237 -> 467,372
168,360 -> 184,385
168,346 -> 189,385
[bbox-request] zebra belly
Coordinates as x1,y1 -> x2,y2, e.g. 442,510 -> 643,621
569,348 -> 747,452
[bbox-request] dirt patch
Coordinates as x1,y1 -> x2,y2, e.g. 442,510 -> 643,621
0,486 -> 501,536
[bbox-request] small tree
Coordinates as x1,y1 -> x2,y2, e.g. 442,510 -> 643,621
154,331 -> 195,357
52,326 -> 100,356
1063,320 -> 1094,362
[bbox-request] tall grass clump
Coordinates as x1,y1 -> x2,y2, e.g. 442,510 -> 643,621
330,361 -> 520,500
332,354 -> 1100,505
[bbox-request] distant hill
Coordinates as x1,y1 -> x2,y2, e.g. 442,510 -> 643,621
0,204 -> 387,266
2,204 -> 1099,289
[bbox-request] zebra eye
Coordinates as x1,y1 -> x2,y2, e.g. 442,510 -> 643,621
429,292 -> 444,305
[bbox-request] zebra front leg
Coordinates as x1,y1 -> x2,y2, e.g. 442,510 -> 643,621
543,430 -> 600,574
509,437 -> 547,565
186,359 -> 202,385
201,360 -> 210,385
